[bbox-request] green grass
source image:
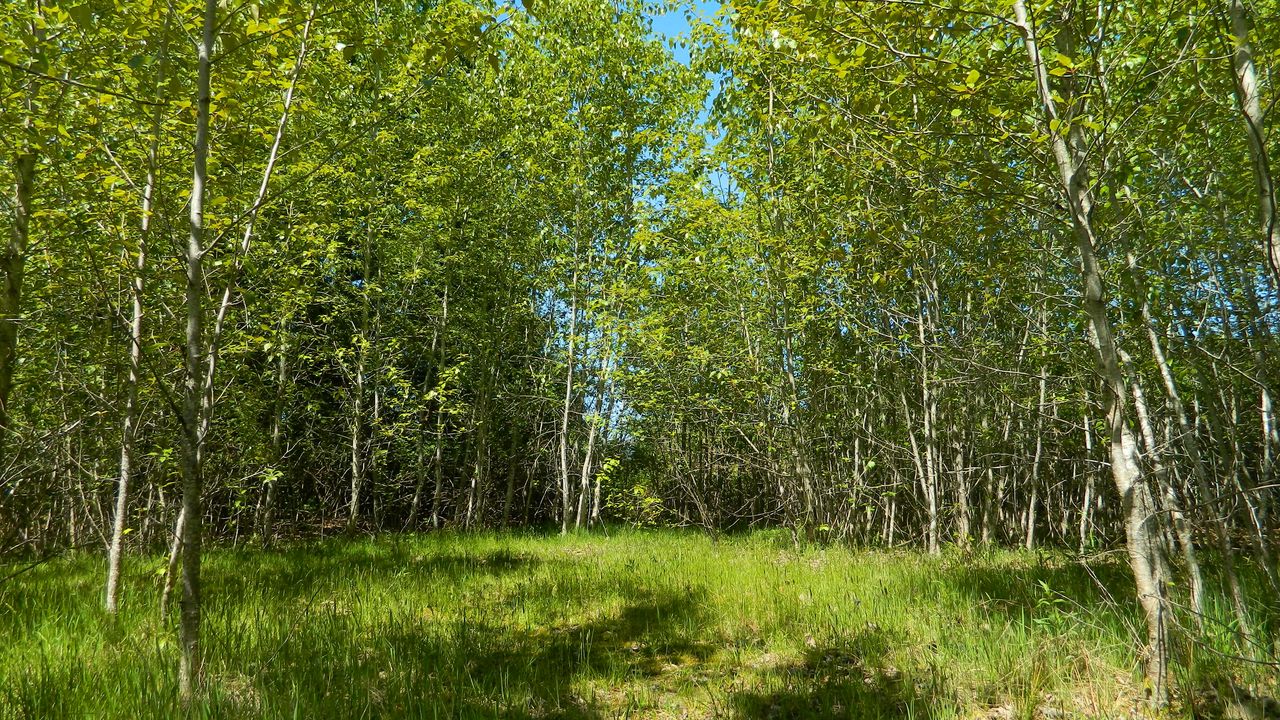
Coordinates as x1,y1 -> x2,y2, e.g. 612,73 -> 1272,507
0,530 -> 1272,719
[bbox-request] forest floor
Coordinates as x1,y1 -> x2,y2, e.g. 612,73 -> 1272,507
0,530 -> 1274,719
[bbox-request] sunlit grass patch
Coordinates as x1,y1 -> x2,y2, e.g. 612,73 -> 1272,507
1,530 -> 1274,719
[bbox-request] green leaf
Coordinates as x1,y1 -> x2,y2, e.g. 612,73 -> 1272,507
68,5 -> 93,29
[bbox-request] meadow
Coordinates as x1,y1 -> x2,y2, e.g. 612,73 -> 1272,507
0,530 -> 1273,719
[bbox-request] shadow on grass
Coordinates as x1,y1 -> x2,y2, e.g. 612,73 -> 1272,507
232,569 -> 711,719
4,541 -> 632,719
7,540 -> 1205,720
205,542 -> 542,602
729,627 -> 956,720
939,551 -> 1133,617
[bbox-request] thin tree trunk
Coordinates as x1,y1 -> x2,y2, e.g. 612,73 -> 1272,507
982,465 -> 995,546
916,287 -> 940,555
1205,266 -> 1269,639
954,440 -> 970,547
901,390 -> 928,548
1124,349 -> 1205,631
1226,0 -> 1280,286
1012,1 -> 1167,702
257,337 -> 288,547
347,346 -> 365,533
575,413 -> 597,530
465,393 -> 489,530
178,0 -> 217,698
160,507 -> 183,620
501,429 -> 519,527
559,244 -> 580,535
0,151 -> 35,464
1129,259 -> 1214,626
370,386 -> 384,530
106,88 -> 162,613
1027,366 -> 1047,550
427,286 -> 449,528
200,12 -> 312,446
523,446 -> 538,526
589,386 -> 618,527
1242,284 -> 1279,576
347,192 -> 375,534
575,333 -> 612,530
408,287 -> 444,529
1218,386 -> 1259,644
1080,408 -> 1095,551
429,407 -> 447,527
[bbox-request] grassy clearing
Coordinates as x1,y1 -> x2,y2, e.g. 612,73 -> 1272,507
0,530 -> 1272,719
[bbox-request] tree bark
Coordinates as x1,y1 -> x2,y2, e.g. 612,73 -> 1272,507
501,428 -> 520,526
106,80 -> 163,613
1226,0 -> 1280,286
160,506 -> 184,621
575,331 -> 612,529
916,287 -> 940,555
428,287 -> 449,529
347,185 -> 376,534
1,151 -> 35,464
1123,348 -> 1204,631
1012,0 -> 1167,702
1079,407 -> 1095,551
558,243 -> 580,535
347,343 -> 366,533
177,0 -> 217,698
1026,366 -> 1047,550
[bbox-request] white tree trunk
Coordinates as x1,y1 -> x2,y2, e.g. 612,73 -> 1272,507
558,243 -> 580,535
106,90 -> 162,613
1227,0 -> 1280,285
178,0 -> 217,699
1012,0 -> 1167,702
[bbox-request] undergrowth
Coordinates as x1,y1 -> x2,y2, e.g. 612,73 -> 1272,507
0,530 -> 1274,719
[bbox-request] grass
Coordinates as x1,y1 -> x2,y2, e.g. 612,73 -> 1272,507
0,529 -> 1274,719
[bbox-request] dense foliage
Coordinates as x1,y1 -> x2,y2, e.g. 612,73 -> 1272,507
2,0 -> 1277,706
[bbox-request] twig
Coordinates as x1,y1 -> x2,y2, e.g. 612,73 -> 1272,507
0,58 -> 165,106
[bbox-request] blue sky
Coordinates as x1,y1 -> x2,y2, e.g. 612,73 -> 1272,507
647,1 -> 721,67
646,1 -> 734,196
